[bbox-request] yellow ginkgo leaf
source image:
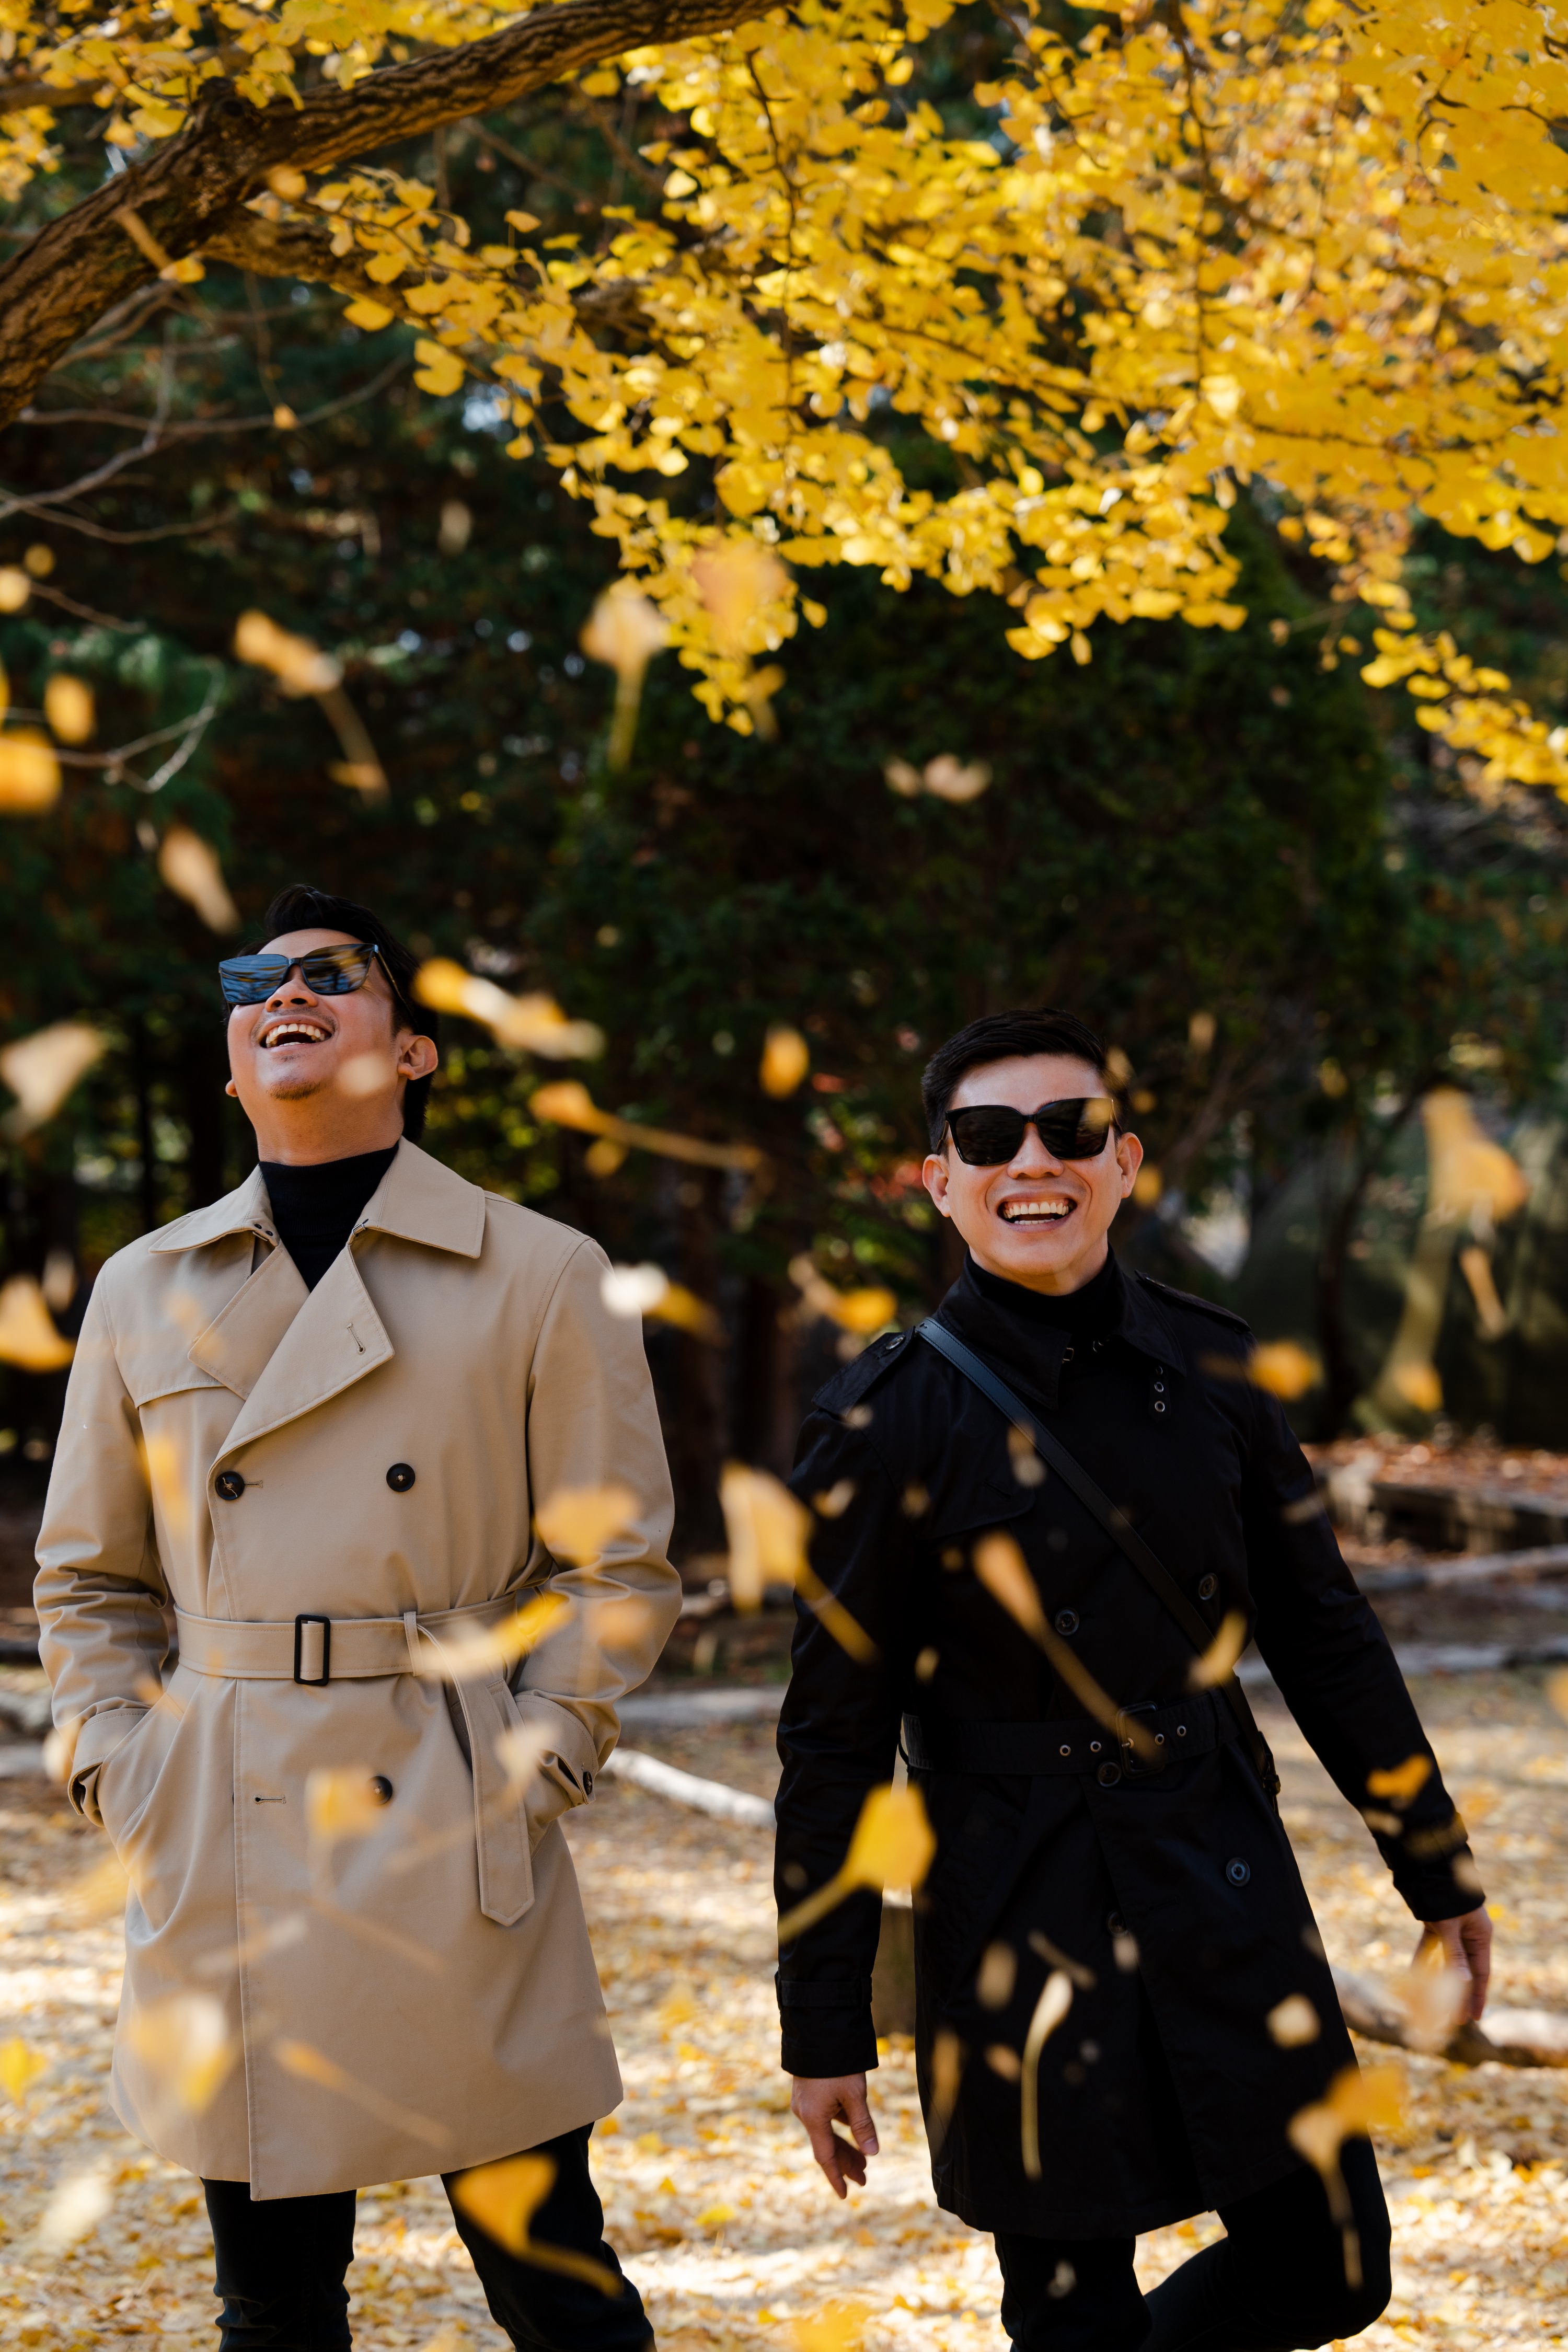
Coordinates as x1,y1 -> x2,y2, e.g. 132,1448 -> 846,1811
719,1462 -> 811,1608
1187,1610 -> 1248,1690
43,673 -> 93,744
1250,1341 -> 1322,1400
124,1993 -> 237,2114
0,1019 -> 104,1137
845,1782 -> 936,1893
1267,1996 -> 1320,2048
535,1481 -> 638,1565
793,2303 -> 869,2352
760,1025 -> 810,1098
0,729 -> 60,814
0,1275 -> 73,1371
158,825 -> 240,933
305,1766 -> 389,1845
451,2152 -> 556,2254
1367,1755 -> 1433,1807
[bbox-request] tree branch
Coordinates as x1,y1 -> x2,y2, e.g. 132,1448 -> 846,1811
0,0 -> 768,424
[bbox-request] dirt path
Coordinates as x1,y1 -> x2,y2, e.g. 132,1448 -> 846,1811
1,1677 -> 1565,2349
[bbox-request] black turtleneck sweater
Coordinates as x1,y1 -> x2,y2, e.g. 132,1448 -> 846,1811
966,1245 -> 1122,1344
260,1145 -> 398,1291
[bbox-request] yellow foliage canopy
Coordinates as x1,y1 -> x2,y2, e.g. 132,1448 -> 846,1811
7,0 -> 1568,766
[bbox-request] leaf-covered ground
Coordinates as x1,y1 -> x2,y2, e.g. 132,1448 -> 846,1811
1,1671 -> 1565,2349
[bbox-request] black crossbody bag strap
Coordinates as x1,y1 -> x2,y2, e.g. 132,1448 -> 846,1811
916,1318 -> 1281,1812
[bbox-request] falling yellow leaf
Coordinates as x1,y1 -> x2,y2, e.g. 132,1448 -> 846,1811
125,1993 -> 237,2115
0,2038 -> 47,2104
972,1530 -> 1048,1644
1020,1970 -> 1074,2178
1367,1754 -> 1433,1806
531,1080 -> 762,1172
1396,1942 -> 1470,2053
424,1590 -> 569,1681
1391,1361 -> 1443,1414
977,1942 -> 1017,2009
43,674 -> 93,744
1267,1994 -> 1321,2047
720,1462 -> 811,1608
0,568 -> 30,614
1423,1087 -> 1529,1223
585,1138 -> 628,1177
235,609 -> 342,696
1132,1164 -> 1163,1207
760,1024 -> 810,1097
788,1254 -> 896,1336
274,2040 -> 453,2149
929,2027 -> 964,2147
884,758 -> 922,795
1250,1340 -> 1322,1400
1288,2061 -> 1403,2185
158,825 -> 240,932
24,543 -> 54,578
921,753 -> 991,803
778,1782 -> 935,1940
0,729 -> 61,814
535,1480 -> 638,1565
140,1432 -> 190,1540
693,540 -> 788,658
452,2153 -> 622,2291
0,1019 -> 104,1137
581,582 -> 670,768
414,960 -> 603,1058
306,1766 -> 389,1846
451,2151 -> 555,2253
601,1261 -> 722,1340
267,163 -> 307,199
0,1276 -> 73,1371
1458,1243 -> 1508,1339
37,2167 -> 112,2251
1187,1609 -> 1248,1690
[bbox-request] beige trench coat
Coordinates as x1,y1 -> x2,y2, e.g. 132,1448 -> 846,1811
34,1142 -> 679,2198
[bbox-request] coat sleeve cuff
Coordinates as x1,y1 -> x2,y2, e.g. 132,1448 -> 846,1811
778,1975 -> 879,2078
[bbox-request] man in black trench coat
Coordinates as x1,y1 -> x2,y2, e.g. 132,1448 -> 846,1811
774,1008 -> 1492,2351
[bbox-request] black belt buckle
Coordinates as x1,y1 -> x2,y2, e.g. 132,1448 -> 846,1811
293,1613 -> 332,1686
1116,1700 -> 1165,1776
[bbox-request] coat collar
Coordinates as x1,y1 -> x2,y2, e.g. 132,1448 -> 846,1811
147,1140 -> 486,1262
936,1250 -> 1186,1412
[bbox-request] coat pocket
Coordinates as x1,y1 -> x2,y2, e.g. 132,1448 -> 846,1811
95,1703 -> 183,1926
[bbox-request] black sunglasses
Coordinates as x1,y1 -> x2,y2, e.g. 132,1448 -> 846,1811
219,941 -> 381,1008
946,1097 -> 1117,1167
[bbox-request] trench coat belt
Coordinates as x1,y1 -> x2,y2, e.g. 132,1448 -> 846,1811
172,1592 -> 526,1682
901,1688 -> 1236,1775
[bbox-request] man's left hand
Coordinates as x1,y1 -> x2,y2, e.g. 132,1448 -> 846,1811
1416,1905 -> 1492,2021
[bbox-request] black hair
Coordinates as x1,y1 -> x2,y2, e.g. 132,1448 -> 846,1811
920,1008 -> 1113,1150
247,885 -> 440,1142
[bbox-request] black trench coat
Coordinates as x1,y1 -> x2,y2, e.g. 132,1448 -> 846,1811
774,1254 -> 1480,2238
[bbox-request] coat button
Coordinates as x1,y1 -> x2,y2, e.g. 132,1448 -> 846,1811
1054,1608 -> 1079,1637
1226,1857 -> 1251,1887
214,1470 -> 246,1502
1106,1910 -> 1126,1936
583,1769 -> 594,1795
1154,1401 -> 1167,1414
1097,1760 -> 1122,1788
1198,1574 -> 1218,1600
370,1776 -> 394,1804
386,1463 -> 417,1493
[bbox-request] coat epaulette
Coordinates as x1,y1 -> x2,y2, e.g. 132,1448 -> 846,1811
1134,1272 -> 1252,1335
809,1325 -> 919,1418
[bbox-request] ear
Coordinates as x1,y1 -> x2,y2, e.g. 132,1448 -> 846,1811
397,1032 -> 439,1082
923,1149 -> 953,1219
1114,1128 -> 1145,1196
225,1080 -> 238,1099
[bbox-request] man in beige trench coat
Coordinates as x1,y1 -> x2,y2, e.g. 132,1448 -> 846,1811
35,884 -> 681,2350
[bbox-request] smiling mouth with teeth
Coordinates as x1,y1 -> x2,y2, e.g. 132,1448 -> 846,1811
261,1021 -> 330,1050
999,1198 -> 1075,1224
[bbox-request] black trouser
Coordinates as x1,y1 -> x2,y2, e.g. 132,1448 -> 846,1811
203,2124 -> 652,2351
995,2138 -> 1391,2351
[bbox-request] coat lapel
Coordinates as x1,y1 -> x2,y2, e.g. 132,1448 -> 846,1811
206,1142 -> 485,1462
187,1242 -> 309,1400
